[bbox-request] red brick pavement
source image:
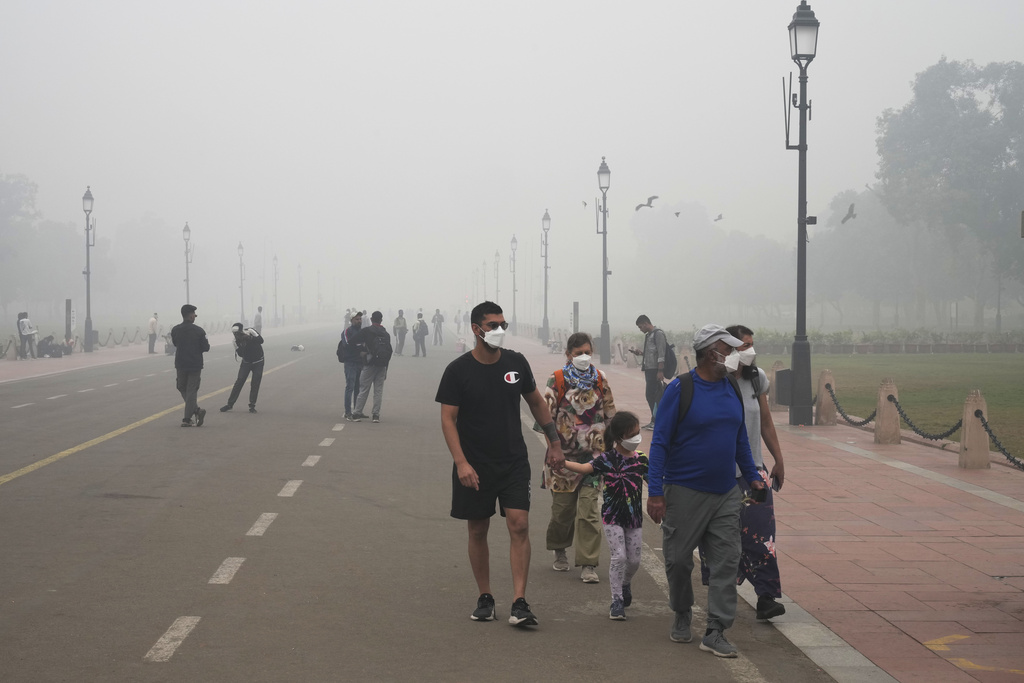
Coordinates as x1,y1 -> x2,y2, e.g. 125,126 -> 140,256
511,334 -> 1024,683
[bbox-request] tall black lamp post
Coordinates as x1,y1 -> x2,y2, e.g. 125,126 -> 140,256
509,235 -> 518,335
182,222 -> 193,304
238,242 -> 246,325
494,250 -> 500,303
272,255 -> 279,326
541,209 -> 551,345
82,187 -> 95,352
786,1 -> 820,425
596,158 -> 611,364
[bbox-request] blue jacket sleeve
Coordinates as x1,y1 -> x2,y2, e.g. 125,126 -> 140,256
648,378 -> 679,496
735,422 -> 760,485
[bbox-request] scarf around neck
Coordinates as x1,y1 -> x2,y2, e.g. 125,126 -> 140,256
562,361 -> 597,391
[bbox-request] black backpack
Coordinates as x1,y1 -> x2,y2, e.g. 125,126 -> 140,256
336,338 -> 345,362
367,334 -> 393,366
663,341 -> 678,377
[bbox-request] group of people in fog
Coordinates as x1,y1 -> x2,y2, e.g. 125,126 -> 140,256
437,301 -> 785,660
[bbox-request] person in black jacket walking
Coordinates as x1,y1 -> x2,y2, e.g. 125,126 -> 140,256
352,310 -> 392,423
171,304 -> 211,427
221,323 -> 265,413
340,311 -> 365,421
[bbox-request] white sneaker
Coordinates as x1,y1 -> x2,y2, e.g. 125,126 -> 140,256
552,549 -> 569,572
581,565 -> 599,583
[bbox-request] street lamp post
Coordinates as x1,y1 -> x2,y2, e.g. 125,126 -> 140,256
237,242 -> 246,325
494,250 -> 500,304
182,222 -> 193,304
785,1 -> 820,425
297,264 -> 303,324
482,260 -> 487,300
509,235 -> 518,335
541,209 -> 551,346
596,158 -> 611,364
272,255 -> 279,326
82,187 -> 95,352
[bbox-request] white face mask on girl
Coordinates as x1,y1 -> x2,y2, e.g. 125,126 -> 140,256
571,354 -> 592,371
737,347 -> 756,367
620,434 -> 642,451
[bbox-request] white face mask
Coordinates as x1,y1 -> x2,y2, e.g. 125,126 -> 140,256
571,354 -> 592,371
738,347 -> 756,367
722,349 -> 741,372
620,434 -> 642,451
481,328 -> 506,349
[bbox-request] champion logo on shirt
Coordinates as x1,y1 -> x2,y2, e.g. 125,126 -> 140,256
504,371 -> 520,384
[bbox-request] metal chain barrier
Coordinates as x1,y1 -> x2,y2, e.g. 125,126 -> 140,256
1,337 -> 13,359
824,383 -> 876,426
974,410 -> 1024,472
96,329 -> 113,348
886,395 -> 962,440
114,329 -> 127,346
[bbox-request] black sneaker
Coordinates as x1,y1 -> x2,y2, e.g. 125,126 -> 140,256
470,593 -> 495,621
195,408 -> 206,427
345,413 -> 359,422
352,412 -> 369,420
180,420 -> 193,428
756,595 -> 786,621
220,405 -> 232,412
371,415 -> 380,423
622,583 -> 632,607
249,406 -> 257,413
609,597 -> 626,620
509,598 -> 537,626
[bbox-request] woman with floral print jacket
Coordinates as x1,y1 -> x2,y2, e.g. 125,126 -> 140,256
543,332 -> 616,583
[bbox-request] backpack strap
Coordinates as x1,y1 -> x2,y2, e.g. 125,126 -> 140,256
553,369 -> 566,406
675,371 -> 744,425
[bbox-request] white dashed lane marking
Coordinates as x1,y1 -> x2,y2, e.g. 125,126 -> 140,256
245,513 -> 278,536
12,403 -> 34,409
145,373 -> 155,377
208,557 -> 246,584
332,424 -> 344,431
46,395 -> 67,400
143,616 -> 201,662
104,383 -> 118,387
278,480 -> 303,497
127,378 -> 139,382
318,438 -> 335,447
78,388 -> 94,393
302,456 -> 320,467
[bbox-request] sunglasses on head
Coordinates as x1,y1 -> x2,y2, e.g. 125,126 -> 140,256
480,321 -> 509,330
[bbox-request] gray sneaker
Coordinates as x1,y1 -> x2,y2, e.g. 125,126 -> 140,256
670,610 -> 692,643
581,565 -> 599,583
552,549 -> 569,572
699,629 -> 738,658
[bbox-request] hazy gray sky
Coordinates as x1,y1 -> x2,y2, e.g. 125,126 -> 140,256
3,0 -> 1023,330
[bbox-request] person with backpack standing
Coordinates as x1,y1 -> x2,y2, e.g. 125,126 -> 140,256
412,312 -> 429,357
339,311 -> 365,421
542,332 -> 617,584
646,324 -> 767,658
629,315 -> 668,430
352,310 -> 392,423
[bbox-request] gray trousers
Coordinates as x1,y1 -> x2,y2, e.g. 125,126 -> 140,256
176,369 -> 202,422
354,365 -> 387,416
662,483 -> 743,632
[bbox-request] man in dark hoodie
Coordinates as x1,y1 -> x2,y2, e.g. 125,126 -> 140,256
221,323 -> 265,413
171,304 -> 210,427
340,311 -> 365,421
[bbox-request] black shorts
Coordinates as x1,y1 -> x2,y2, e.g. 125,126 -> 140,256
451,458 -> 531,520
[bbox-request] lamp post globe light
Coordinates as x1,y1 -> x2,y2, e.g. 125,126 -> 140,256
272,255 -> 279,327
82,186 -> 95,352
541,209 -> 551,346
494,250 -> 500,304
596,157 -> 611,364
238,242 -> 246,325
509,235 -> 518,335
182,222 -> 193,304
786,0 -> 820,425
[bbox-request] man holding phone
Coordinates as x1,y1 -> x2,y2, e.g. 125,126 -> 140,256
646,324 -> 766,659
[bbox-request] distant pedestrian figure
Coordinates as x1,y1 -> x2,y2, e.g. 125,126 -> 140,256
221,323 -> 265,413
463,310 -> 470,334
171,304 -> 210,427
340,311 -> 365,421
253,306 -> 263,335
344,309 -> 352,328
628,315 -> 668,430
455,309 -> 462,335
352,311 -> 392,423
412,313 -> 429,357
148,313 -> 159,354
432,308 -> 445,345
17,312 -> 38,359
393,309 -> 408,356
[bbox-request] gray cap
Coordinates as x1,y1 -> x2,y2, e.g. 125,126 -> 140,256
693,324 -> 743,350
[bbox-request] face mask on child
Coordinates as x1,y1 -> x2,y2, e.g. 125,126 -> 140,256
620,434 -> 642,451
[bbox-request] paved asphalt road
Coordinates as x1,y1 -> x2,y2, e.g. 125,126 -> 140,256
0,327 -> 835,682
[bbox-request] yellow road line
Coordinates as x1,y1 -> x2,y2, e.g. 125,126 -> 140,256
0,359 -> 302,487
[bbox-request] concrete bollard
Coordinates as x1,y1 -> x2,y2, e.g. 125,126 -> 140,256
874,378 -> 901,444
815,370 -> 836,425
959,390 -> 991,469
768,360 -> 785,412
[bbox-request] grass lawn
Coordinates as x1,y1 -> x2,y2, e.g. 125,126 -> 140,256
757,352 -> 1024,462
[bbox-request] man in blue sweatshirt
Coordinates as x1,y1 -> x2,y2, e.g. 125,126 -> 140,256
647,324 -> 766,658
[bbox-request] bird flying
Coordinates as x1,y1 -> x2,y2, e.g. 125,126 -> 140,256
841,203 -> 857,224
582,200 -> 587,209
635,196 -> 658,211
674,212 -> 680,217
713,214 -> 723,222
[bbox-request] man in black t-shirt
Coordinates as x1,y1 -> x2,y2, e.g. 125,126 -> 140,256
436,301 -> 564,628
